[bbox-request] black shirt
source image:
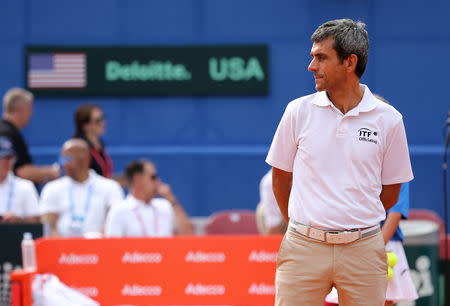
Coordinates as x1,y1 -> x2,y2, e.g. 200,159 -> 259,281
77,133 -> 113,178
0,119 -> 32,172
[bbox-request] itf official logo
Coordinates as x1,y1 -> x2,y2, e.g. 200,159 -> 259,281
358,128 -> 378,144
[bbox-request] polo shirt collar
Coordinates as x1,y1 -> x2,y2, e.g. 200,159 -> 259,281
313,84 -> 378,115
128,194 -> 153,207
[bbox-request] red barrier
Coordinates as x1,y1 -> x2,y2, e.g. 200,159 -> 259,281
13,235 -> 282,305
10,269 -> 36,306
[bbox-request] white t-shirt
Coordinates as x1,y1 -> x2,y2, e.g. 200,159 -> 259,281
0,172 -> 39,218
260,169 -> 283,229
40,170 -> 124,237
266,85 -> 414,230
104,194 -> 175,237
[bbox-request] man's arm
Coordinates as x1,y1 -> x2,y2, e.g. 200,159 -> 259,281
16,164 -> 60,184
171,201 -> 194,235
380,183 -> 402,212
158,183 -> 193,235
272,167 -> 292,223
267,219 -> 288,235
40,213 -> 59,237
381,211 -> 402,244
0,212 -> 39,223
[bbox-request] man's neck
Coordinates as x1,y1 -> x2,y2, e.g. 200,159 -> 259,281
326,82 -> 364,114
71,170 -> 90,183
2,114 -> 22,129
131,189 -> 152,204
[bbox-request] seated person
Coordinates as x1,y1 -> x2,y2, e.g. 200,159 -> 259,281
0,137 -> 39,223
256,169 -> 287,235
105,159 -> 193,237
40,139 -> 124,237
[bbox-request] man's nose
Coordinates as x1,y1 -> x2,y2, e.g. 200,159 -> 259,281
308,59 -> 317,71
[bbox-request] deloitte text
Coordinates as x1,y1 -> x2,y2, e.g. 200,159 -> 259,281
106,60 -> 192,81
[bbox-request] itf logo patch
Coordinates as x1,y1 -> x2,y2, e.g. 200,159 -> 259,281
358,128 -> 378,144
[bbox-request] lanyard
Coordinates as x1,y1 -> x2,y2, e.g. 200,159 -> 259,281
5,176 -> 15,212
69,182 -> 93,222
133,204 -> 158,237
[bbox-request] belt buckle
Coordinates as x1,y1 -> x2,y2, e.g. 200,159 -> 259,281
326,231 -> 358,244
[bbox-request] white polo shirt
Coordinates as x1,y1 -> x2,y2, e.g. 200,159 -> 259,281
266,85 -> 413,230
104,194 -> 176,237
0,172 -> 39,218
40,170 -> 124,237
260,169 -> 283,229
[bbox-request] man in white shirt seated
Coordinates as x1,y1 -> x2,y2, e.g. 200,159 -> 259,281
255,169 -> 287,235
40,139 -> 124,237
0,137 -> 39,223
105,159 -> 193,237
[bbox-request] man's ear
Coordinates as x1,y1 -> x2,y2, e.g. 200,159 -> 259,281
345,54 -> 358,74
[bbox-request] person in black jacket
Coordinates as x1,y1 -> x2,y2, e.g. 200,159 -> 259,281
0,88 -> 60,185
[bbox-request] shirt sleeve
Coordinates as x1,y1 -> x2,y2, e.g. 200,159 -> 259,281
381,118 -> 414,185
104,205 -> 125,237
39,182 -> 63,215
265,102 -> 298,172
105,181 -> 125,208
387,182 -> 410,219
260,171 -> 283,228
21,180 -> 40,217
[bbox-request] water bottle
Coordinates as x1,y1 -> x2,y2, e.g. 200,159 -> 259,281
21,232 -> 37,271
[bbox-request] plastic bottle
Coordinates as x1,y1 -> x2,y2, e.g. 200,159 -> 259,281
21,232 -> 37,270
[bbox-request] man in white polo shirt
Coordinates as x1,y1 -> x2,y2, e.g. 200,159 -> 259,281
0,137 -> 39,223
40,139 -> 124,237
267,19 -> 413,305
256,169 -> 286,235
104,159 -> 193,237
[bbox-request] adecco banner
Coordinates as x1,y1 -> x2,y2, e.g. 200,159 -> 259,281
34,236 -> 282,305
25,45 -> 269,96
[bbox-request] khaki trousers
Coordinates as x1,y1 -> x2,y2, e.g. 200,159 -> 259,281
275,226 -> 388,306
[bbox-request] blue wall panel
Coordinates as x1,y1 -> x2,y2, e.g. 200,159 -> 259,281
1,0 -> 449,220
29,0 -> 122,44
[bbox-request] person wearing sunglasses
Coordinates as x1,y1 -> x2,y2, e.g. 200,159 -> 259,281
40,139 -> 124,237
0,137 -> 39,223
73,103 -> 113,179
104,159 -> 193,237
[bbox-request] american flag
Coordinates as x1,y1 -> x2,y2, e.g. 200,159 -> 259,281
28,53 -> 86,89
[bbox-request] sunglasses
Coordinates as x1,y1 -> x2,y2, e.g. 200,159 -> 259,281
59,155 -> 73,164
92,115 -> 106,124
148,173 -> 159,181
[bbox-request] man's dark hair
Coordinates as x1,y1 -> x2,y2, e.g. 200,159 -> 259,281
124,159 -> 148,186
311,19 -> 369,78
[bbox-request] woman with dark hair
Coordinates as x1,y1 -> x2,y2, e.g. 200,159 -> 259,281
73,104 -> 113,178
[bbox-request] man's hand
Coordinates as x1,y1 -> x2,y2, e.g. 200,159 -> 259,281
1,212 -> 21,223
158,182 -> 177,204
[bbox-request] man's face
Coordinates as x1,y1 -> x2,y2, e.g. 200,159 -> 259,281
139,163 -> 160,200
308,37 -> 346,92
60,147 -> 86,179
19,100 -> 33,127
0,155 -> 14,181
